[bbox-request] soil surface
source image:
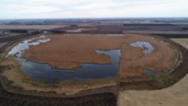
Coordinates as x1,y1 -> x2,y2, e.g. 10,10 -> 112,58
0,33 -> 40,43
152,34 -> 188,38
0,42 -> 8,48
171,38 -> 188,48
118,74 -> 188,106
0,82 -> 117,106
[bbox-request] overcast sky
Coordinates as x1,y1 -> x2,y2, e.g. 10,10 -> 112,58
0,0 -> 188,19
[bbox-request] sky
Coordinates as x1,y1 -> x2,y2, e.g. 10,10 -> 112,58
0,0 -> 188,19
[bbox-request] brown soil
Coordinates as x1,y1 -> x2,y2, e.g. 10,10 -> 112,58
171,38 -> 188,48
0,80 -> 117,106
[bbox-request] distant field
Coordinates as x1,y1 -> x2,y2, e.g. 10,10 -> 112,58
0,25 -> 70,30
123,24 -> 176,26
171,38 -> 188,48
0,42 -> 8,48
123,31 -> 188,34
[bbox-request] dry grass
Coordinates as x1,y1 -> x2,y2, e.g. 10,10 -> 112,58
117,37 -> 188,106
21,34 -> 177,78
119,34 -> 177,78
0,56 -> 117,95
171,38 -> 188,49
0,34 -> 180,96
21,34 -> 123,70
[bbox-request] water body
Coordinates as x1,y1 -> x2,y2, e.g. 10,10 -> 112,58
130,41 -> 154,57
6,36 -> 121,83
142,37 -> 179,75
6,35 -> 180,82
143,69 -> 155,75
6,35 -> 50,58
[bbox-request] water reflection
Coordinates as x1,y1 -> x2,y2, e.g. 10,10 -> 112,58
17,50 -> 121,83
6,36 -> 121,84
130,41 -> 154,57
6,35 -> 50,58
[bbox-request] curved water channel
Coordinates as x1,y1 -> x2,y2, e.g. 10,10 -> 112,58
7,35 -> 121,83
6,35 -> 180,83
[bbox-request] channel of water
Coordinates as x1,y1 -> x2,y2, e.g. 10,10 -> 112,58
6,35 -> 180,83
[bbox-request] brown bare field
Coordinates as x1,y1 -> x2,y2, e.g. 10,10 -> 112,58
0,25 -> 69,30
0,33 -> 20,39
65,28 -> 97,32
57,27 -> 98,33
118,74 -> 188,106
123,31 -> 188,34
21,34 -> 176,78
171,38 -> 188,49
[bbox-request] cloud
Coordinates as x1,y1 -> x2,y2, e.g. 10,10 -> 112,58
0,0 -> 188,19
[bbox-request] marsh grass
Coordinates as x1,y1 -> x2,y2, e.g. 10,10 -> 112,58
23,76 -> 119,88
4,56 -> 119,88
148,73 -> 174,84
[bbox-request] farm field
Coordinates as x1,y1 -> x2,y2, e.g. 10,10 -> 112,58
0,42 -> 8,48
118,38 -> 188,106
0,25 -> 69,30
0,34 -> 180,96
123,31 -> 188,34
0,18 -> 188,106
171,38 -> 188,48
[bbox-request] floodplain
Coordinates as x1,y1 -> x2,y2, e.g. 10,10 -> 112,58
0,34 -> 181,95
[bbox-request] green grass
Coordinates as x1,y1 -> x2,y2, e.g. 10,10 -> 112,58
148,73 -> 174,84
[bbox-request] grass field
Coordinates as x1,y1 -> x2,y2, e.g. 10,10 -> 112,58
117,38 -> 188,106
171,38 -> 188,48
